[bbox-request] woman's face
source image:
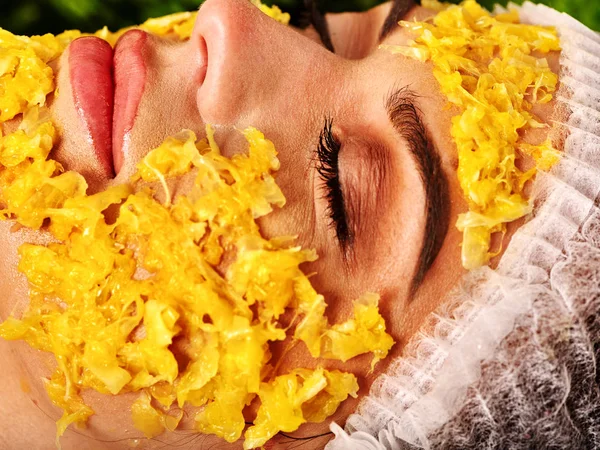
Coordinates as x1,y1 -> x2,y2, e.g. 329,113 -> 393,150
0,0 -> 558,446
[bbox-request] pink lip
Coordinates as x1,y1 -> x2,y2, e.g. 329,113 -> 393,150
112,30 -> 147,173
69,37 -> 115,176
69,31 -> 147,176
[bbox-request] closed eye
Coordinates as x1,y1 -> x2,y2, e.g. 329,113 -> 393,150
315,117 -> 352,250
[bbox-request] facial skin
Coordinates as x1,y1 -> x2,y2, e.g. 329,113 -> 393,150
0,0 -> 560,448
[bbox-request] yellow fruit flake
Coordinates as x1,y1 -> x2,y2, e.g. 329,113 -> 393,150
0,2 -> 393,448
0,29 -> 80,122
132,391 -> 183,439
385,0 -> 561,269
251,0 -> 291,25
244,368 -> 359,449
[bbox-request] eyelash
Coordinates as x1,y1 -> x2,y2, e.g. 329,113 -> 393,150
315,118 -> 351,248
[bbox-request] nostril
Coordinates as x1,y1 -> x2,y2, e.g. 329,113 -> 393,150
195,35 -> 208,87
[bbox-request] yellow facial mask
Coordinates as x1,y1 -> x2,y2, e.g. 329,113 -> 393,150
0,3 -> 394,449
385,0 -> 561,269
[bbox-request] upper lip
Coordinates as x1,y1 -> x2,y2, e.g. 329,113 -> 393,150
69,31 -> 148,177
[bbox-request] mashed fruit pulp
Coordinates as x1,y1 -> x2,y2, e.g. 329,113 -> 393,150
388,0 -> 561,269
0,4 -> 394,449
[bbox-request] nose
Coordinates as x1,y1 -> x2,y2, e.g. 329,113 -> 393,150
192,0 -> 338,127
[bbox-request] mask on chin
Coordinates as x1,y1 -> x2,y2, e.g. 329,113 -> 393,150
0,4 -> 394,449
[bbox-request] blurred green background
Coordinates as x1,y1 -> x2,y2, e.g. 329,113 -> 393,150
1,0 -> 598,36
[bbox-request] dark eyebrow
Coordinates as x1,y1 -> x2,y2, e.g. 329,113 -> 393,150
301,0 -> 418,53
386,86 -> 450,294
379,0 -> 421,42
300,0 -> 335,52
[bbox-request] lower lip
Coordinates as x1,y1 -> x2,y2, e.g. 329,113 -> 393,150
69,37 -> 115,176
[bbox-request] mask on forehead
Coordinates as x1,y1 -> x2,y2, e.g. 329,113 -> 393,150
383,0 -> 561,269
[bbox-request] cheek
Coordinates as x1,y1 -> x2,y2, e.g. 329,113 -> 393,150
113,41 -> 204,182
252,119 -> 318,240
